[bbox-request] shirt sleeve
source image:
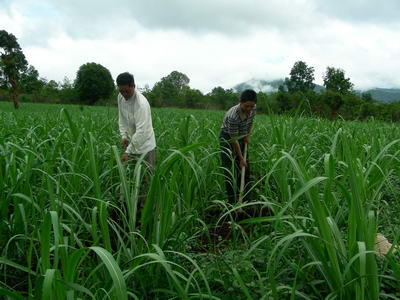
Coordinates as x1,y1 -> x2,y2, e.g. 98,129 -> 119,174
226,116 -> 239,137
118,98 -> 129,140
125,100 -> 152,154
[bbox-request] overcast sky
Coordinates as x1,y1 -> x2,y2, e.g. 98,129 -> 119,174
1,0 -> 399,92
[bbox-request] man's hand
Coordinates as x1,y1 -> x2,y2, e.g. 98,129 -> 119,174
239,157 -> 247,169
120,139 -> 129,149
121,153 -> 129,162
244,135 -> 251,144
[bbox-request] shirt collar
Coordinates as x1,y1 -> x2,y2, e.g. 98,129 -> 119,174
237,104 -> 255,119
124,90 -> 137,102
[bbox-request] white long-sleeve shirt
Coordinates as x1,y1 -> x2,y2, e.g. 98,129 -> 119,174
118,90 -> 156,154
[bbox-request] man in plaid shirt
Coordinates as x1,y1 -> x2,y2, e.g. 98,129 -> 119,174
220,89 -> 257,203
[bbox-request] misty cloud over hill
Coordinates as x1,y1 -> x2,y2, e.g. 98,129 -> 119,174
234,79 -> 400,103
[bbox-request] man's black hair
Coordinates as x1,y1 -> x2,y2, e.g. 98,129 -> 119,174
240,89 -> 257,103
116,72 -> 135,87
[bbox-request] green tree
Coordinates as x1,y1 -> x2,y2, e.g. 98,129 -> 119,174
285,61 -> 315,93
165,71 -> 190,90
323,67 -> 353,94
338,93 -> 363,120
0,30 -> 28,109
44,79 -> 59,95
75,62 -> 114,105
276,85 -> 291,112
320,90 -> 345,120
150,71 -> 190,107
47,80 -> 59,90
361,92 -> 373,102
182,86 -> 204,108
208,87 -> 237,110
20,65 -> 45,94
59,76 -> 77,104
359,102 -> 376,120
255,92 -> 270,114
151,78 -> 179,107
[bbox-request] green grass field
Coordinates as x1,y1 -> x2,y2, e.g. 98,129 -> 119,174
1,102 -> 400,299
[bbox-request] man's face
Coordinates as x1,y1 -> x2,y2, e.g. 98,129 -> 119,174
240,101 -> 256,114
118,84 -> 134,100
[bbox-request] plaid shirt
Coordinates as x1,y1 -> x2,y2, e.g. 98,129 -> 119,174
220,104 -> 256,137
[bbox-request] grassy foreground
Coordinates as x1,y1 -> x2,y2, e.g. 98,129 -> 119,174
1,102 -> 400,299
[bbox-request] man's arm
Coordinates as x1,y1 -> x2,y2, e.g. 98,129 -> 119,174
230,138 -> 247,168
118,98 -> 128,144
125,101 -> 152,154
230,139 -> 243,159
118,104 -> 131,161
226,116 -> 247,168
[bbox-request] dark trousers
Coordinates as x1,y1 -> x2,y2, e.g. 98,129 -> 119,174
219,131 -> 251,203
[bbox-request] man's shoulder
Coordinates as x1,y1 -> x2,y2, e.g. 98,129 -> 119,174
135,90 -> 147,101
225,105 -> 240,120
135,90 -> 151,109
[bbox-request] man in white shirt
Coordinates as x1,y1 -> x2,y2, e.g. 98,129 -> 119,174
116,72 -> 156,173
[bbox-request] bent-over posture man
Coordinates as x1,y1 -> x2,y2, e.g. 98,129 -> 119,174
117,72 -> 156,173
220,89 -> 257,203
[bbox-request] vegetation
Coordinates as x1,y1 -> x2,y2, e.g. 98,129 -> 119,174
2,64 -> 400,123
1,29 -> 400,122
1,27 -> 400,299
74,62 -> 114,105
0,30 -> 28,109
1,102 -> 400,299
323,67 -> 354,94
284,60 -> 315,93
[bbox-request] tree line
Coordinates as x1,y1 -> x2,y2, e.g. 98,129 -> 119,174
1,30 -> 400,122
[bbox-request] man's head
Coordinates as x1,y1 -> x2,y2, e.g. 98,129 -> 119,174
239,89 -> 257,113
116,72 -> 135,100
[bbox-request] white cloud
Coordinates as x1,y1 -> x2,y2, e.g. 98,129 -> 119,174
23,0 -> 317,36
1,0 -> 399,93
315,0 -> 400,23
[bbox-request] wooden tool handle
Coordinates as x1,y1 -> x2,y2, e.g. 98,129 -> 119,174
238,143 -> 248,204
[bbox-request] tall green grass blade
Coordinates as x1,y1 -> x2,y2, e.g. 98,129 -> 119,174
90,246 -> 128,300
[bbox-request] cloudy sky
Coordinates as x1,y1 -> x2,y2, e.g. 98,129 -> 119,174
1,0 -> 399,92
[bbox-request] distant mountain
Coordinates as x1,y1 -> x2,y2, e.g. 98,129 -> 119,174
364,88 -> 400,103
233,79 -> 400,103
